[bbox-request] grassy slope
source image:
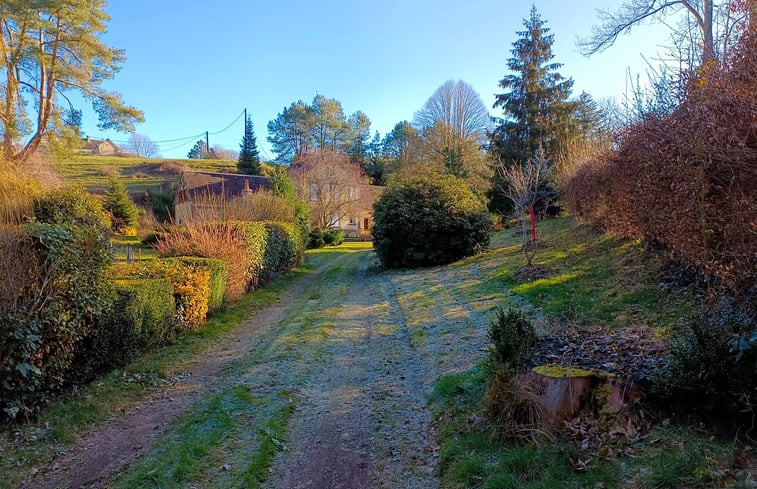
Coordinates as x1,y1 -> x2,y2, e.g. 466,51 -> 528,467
428,217 -> 749,488
54,155 -> 276,193
0,244 -> 368,489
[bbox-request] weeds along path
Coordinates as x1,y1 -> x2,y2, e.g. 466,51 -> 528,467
26,251 -> 353,489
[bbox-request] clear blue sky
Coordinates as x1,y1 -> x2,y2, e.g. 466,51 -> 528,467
81,0 -> 676,160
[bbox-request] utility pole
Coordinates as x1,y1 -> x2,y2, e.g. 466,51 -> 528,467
244,107 -> 247,124
205,131 -> 209,156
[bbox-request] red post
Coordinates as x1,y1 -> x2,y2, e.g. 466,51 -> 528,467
529,206 -> 538,241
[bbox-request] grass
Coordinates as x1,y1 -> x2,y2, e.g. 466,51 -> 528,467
0,244 -> 361,489
456,217 -> 698,331
427,216 -> 751,488
53,155 -> 241,193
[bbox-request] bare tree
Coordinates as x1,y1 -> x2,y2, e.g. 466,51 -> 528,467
127,134 -> 160,158
413,80 -> 492,143
289,150 -> 366,229
579,0 -> 718,64
497,149 -> 553,266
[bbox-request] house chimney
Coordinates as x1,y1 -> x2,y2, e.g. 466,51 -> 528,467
242,179 -> 253,197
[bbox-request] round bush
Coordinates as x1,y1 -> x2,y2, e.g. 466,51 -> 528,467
323,228 -> 344,246
372,174 -> 492,268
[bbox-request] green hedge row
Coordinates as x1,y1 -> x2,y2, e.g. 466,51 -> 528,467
1,217 -> 303,421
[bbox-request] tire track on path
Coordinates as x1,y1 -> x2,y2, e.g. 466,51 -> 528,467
267,254 -> 439,489
26,253 -> 350,489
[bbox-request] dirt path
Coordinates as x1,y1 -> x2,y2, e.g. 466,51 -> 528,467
25,245 -> 497,488
267,257 -> 438,489
25,253 -> 349,489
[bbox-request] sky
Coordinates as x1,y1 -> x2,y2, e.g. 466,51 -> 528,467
79,0 -> 679,160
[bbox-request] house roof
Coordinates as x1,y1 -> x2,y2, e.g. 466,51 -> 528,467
81,137 -> 117,150
177,171 -> 272,203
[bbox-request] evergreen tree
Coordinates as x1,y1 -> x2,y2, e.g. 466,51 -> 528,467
103,177 -> 138,231
238,115 -> 261,175
491,6 -> 574,163
187,139 -> 213,159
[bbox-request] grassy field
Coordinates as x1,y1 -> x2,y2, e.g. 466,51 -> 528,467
427,217 -> 751,488
52,155 -> 273,193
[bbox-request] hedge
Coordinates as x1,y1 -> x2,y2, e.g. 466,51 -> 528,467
260,221 -> 304,284
164,257 -> 227,311
110,260 -> 211,331
232,221 -> 268,289
0,223 -> 111,420
566,35 -> 757,290
82,278 -> 177,377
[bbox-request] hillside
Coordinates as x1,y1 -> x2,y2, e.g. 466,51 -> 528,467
54,155 -> 273,194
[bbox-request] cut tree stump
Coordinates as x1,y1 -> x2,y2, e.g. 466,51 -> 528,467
523,365 -> 644,422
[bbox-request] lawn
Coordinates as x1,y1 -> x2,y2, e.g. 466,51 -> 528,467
425,216 -> 752,488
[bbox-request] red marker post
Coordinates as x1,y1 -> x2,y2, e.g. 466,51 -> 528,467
529,206 -> 537,241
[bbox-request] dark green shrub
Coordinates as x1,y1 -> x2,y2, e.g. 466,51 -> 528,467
485,307 -> 536,377
261,221 -> 304,284
33,187 -> 111,228
103,177 -> 138,231
0,223 -> 111,420
323,228 -> 344,246
651,308 -> 757,419
164,257 -> 227,311
141,231 -> 163,245
146,189 -> 174,223
233,221 -> 268,289
83,278 -> 177,377
307,227 -> 325,249
372,174 -> 492,268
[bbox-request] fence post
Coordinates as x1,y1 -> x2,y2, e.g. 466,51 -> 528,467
126,244 -> 134,263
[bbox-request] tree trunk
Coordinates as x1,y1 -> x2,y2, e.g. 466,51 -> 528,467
702,0 -> 715,64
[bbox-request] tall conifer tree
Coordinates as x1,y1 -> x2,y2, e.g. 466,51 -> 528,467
238,115 -> 261,175
491,6 -> 574,163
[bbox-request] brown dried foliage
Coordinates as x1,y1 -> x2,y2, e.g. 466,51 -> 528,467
154,221 -> 250,302
566,33 -> 757,290
485,369 -> 554,444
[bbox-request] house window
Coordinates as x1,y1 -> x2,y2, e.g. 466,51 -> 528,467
331,213 -> 340,227
349,216 -> 356,225
363,218 -> 370,230
348,185 -> 357,200
331,184 -> 340,200
310,183 -> 318,202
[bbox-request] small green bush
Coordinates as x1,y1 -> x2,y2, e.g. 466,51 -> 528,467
83,278 -> 177,377
103,177 -> 138,231
651,309 -> 757,417
164,257 -> 227,311
33,187 -> 111,228
372,174 -> 492,268
485,307 -> 536,377
307,227 -> 325,249
323,228 -> 344,246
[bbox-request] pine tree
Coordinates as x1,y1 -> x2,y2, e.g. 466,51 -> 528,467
187,139 -> 208,159
104,177 -> 138,231
491,6 -> 574,163
238,116 -> 261,175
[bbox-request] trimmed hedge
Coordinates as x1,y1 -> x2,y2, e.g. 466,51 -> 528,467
164,257 -> 227,311
233,221 -> 268,289
33,187 -> 111,229
0,223 -> 111,420
260,221 -> 304,283
110,260 -> 211,331
83,278 -> 177,376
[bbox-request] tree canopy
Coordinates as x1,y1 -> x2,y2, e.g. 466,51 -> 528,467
0,0 -> 143,163
266,96 -> 372,163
